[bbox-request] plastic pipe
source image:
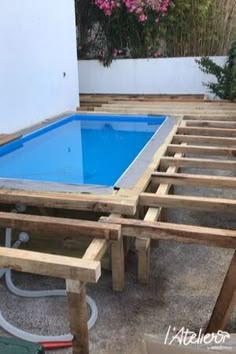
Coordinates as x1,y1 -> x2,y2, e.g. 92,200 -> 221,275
5,269 -> 98,330
0,228 -> 12,278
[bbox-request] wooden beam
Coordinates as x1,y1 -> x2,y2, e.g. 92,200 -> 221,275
136,148 -> 184,284
172,135 -> 236,146
178,126 -> 236,137
160,157 -> 236,170
0,212 -> 121,241
0,190 -> 137,216
152,172 -> 236,189
101,217 -> 236,249
183,115 -> 236,121
139,193 -> 236,213
82,239 -> 107,261
167,144 -> 236,157
0,247 -> 101,282
0,134 -> 21,146
206,251 -> 236,333
185,120 -> 236,129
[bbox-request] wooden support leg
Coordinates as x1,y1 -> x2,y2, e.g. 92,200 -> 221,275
206,251 -> 236,333
136,238 -> 151,284
66,280 -> 89,354
136,145 -> 186,284
111,237 -> 125,291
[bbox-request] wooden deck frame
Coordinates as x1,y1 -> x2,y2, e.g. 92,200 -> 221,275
0,238 -> 107,354
86,96 -> 236,334
0,95 -> 236,351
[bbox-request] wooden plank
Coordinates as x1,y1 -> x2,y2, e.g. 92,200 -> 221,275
0,247 -> 100,282
0,133 -> 21,146
136,148 -> 184,283
178,127 -> 236,137
183,115 -> 236,121
172,135 -> 236,146
82,239 -> 107,261
0,190 -> 137,215
101,217 -> 236,249
96,108 -> 236,117
133,125 -> 182,284
167,144 -> 236,157
139,193 -> 236,213
206,251 -> 236,333
0,212 -> 121,241
185,120 -> 236,129
160,157 -> 236,170
152,172 -> 236,189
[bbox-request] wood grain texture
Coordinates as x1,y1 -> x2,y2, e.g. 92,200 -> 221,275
152,172 -> 236,189
0,189 -> 137,215
101,217 -> 236,249
0,247 -> 101,282
0,211 -> 121,241
167,144 -> 236,157
139,193 -> 236,213
160,157 -> 236,170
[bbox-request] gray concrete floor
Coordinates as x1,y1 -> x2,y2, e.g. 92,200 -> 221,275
0,166 -> 235,354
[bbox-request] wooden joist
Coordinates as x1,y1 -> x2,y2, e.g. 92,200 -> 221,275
160,156 -> 236,170
172,134 -> 236,146
185,120 -> 236,128
136,147 -> 185,283
0,211 -> 121,241
101,217 -> 236,249
167,144 -> 236,157
0,133 -> 21,146
178,126 -> 236,137
152,172 -> 236,189
183,115 -> 236,121
139,193 -> 236,213
0,190 -> 137,215
0,247 -> 100,283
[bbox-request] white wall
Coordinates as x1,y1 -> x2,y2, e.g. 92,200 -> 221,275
0,0 -> 79,133
79,57 -> 226,96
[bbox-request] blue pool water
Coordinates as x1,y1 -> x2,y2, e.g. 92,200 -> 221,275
0,114 -> 166,186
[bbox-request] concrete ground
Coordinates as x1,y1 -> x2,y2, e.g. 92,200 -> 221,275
0,167 -> 235,354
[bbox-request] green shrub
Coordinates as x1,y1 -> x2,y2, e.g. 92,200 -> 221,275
196,39 -> 236,100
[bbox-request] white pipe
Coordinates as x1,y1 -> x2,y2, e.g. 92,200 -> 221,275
5,269 -> 98,331
0,225 -> 98,343
0,228 -> 12,278
0,312 -> 73,343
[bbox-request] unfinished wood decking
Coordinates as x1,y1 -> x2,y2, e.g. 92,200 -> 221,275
0,95 -> 236,353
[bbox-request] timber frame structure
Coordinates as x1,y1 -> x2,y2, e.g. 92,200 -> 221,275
0,94 -> 235,353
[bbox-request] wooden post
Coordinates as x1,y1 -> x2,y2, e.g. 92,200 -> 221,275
111,237 -> 125,291
66,280 -> 89,354
206,251 -> 236,333
136,238 -> 150,284
65,240 -> 107,354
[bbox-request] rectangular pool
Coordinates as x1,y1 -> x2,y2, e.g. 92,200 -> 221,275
0,113 -> 173,192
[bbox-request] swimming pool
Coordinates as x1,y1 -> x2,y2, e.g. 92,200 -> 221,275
0,113 -> 174,192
